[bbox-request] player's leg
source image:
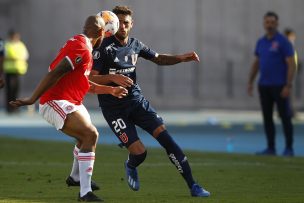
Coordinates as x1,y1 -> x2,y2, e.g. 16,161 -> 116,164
5,73 -> 19,113
274,86 -> 294,156
61,110 -> 102,201
102,108 -> 145,191
131,99 -> 210,197
39,101 -> 102,201
65,140 -> 100,191
257,86 -> 276,155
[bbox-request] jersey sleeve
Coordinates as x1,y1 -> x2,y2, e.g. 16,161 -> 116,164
64,41 -> 89,70
0,39 -> 4,57
281,38 -> 294,58
138,41 -> 158,60
92,48 -> 106,73
254,40 -> 260,57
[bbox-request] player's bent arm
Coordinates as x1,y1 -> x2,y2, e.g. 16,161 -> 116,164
88,80 -> 128,98
89,70 -> 133,87
89,70 -> 113,84
9,58 -> 72,107
150,52 -> 200,66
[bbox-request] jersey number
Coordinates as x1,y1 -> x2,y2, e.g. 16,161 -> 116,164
112,118 -> 126,133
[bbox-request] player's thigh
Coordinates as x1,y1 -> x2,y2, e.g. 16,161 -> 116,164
131,99 -> 164,136
102,108 -> 140,148
62,110 -> 97,141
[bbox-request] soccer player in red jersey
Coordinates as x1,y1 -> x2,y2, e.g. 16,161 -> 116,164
10,15 -> 127,202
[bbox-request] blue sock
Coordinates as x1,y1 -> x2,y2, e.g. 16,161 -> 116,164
127,150 -> 147,169
156,130 -> 195,188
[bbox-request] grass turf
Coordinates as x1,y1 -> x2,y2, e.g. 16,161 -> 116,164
0,136 -> 303,203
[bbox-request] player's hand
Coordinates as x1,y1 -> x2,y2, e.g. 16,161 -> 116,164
111,74 -> 133,87
111,86 -> 128,98
281,86 -> 291,98
9,97 -> 35,107
0,78 -> 5,89
180,52 -> 200,62
247,84 -> 254,96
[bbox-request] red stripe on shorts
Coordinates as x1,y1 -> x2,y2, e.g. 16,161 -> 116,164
47,101 -> 66,119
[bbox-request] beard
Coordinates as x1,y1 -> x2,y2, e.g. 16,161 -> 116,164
115,31 -> 128,41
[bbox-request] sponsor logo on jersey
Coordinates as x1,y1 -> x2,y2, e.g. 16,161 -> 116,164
131,54 -> 138,65
108,67 -> 136,74
106,43 -> 115,51
270,41 -> 279,52
75,56 -> 82,64
114,57 -> 120,62
93,51 -> 100,59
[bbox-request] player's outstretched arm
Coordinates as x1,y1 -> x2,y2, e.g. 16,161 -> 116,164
89,70 -> 133,87
88,80 -> 128,98
9,58 -> 72,107
150,52 -> 200,66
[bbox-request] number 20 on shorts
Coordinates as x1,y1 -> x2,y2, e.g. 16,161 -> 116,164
112,118 -> 126,133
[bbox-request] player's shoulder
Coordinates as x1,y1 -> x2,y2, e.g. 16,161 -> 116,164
129,37 -> 147,49
275,32 -> 289,43
256,35 -> 266,44
97,36 -> 116,50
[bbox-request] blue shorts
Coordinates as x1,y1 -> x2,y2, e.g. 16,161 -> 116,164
101,98 -> 164,147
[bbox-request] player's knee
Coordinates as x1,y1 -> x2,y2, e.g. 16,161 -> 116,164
152,125 -> 166,138
128,150 -> 147,168
83,126 -> 99,145
128,140 -> 146,154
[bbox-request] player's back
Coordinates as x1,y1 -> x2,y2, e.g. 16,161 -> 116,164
40,34 -> 93,105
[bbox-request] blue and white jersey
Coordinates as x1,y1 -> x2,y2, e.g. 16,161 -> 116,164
93,36 -> 158,108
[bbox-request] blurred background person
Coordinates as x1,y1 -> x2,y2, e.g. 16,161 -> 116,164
284,28 -> 299,118
0,37 -> 4,89
284,28 -> 298,67
247,11 -> 296,157
3,30 -> 29,114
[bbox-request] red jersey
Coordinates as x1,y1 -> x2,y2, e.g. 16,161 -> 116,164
40,34 -> 93,105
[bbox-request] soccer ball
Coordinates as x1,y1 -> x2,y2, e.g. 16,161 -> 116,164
97,11 -> 119,38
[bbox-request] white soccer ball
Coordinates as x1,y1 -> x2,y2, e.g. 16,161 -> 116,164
97,11 -> 119,37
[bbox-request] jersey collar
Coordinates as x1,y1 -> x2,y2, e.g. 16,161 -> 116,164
113,35 -> 130,47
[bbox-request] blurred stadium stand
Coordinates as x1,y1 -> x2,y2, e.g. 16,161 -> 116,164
0,0 -> 304,110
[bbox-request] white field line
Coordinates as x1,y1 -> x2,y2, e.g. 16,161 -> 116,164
0,161 -> 301,169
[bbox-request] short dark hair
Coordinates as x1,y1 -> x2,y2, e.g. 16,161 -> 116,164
8,29 -> 17,37
264,11 -> 279,21
284,28 -> 295,36
112,6 -> 133,16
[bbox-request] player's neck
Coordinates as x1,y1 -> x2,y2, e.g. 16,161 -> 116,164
265,31 -> 277,39
115,35 -> 129,46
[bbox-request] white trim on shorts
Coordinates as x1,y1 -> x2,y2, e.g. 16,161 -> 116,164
39,100 -> 91,130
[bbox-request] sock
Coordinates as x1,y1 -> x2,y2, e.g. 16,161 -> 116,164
156,130 -> 195,188
70,145 -> 80,181
78,152 -> 95,197
127,151 -> 147,169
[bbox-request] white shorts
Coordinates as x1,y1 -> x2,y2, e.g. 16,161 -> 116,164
39,100 -> 91,130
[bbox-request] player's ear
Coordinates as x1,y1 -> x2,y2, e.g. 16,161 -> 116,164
130,18 -> 134,29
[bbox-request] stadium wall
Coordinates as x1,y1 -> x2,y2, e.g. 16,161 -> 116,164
0,0 -> 304,110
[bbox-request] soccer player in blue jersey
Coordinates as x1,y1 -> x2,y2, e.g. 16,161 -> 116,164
90,6 -> 210,197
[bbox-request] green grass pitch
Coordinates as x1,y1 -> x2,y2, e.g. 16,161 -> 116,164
0,136 -> 303,203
